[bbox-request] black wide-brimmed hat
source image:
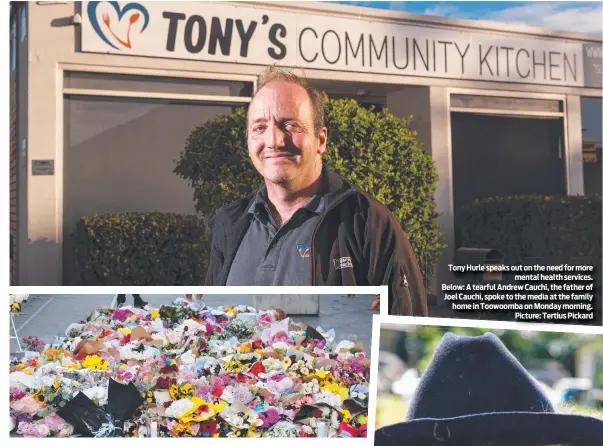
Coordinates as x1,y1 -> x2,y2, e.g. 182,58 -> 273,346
375,332 -> 603,446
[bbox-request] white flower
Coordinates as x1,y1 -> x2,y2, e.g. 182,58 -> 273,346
174,320 -> 206,334
334,340 -> 355,353
301,379 -> 320,395
272,341 -> 288,351
220,406 -> 247,428
179,350 -> 195,366
82,385 -> 108,406
301,425 -> 314,434
247,410 -> 264,427
120,345 -> 159,361
264,421 -> 300,438
57,425 -> 74,437
165,398 -> 195,419
37,424 -> 50,437
10,294 -> 28,305
313,390 -> 343,409
261,358 -> 283,372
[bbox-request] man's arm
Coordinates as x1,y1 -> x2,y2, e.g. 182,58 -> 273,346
363,203 -> 428,316
204,218 -> 224,286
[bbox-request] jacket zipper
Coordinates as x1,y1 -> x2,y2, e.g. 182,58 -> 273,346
309,190 -> 356,285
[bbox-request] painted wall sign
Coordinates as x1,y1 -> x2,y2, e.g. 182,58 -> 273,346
81,1 -> 594,87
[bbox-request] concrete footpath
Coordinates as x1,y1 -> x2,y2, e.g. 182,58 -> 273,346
10,294 -> 377,357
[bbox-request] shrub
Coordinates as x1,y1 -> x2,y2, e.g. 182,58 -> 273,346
67,212 -> 209,285
458,195 -> 602,266
174,97 -> 445,286
458,195 -> 602,324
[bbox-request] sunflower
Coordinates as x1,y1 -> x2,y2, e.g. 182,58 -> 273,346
32,388 -> 47,406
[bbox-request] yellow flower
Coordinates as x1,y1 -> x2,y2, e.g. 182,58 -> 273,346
11,303 -> 20,311
239,343 -> 251,353
32,388 -> 47,406
81,354 -> 109,371
117,327 -> 131,335
282,357 -> 292,369
213,433 -> 220,438
169,384 -> 180,400
315,369 -> 329,379
150,308 -> 160,320
65,363 -> 80,370
357,414 -> 368,425
235,368 -> 241,373
24,368 -> 33,375
254,349 -> 263,354
15,363 -> 24,370
322,382 -> 349,400
340,409 -> 352,423
179,397 -> 227,423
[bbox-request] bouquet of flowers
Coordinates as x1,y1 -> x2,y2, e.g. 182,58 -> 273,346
10,294 -> 29,313
9,299 -> 371,438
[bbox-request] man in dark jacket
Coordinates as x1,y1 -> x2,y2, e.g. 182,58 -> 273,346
205,67 -> 427,316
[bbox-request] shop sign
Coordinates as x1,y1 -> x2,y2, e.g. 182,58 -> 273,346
81,1 -> 591,87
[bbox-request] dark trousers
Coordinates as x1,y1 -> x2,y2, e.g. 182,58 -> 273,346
117,294 -> 142,301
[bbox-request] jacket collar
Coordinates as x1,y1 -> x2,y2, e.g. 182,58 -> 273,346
225,163 -> 355,233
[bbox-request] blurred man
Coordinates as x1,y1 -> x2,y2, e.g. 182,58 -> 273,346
205,66 -> 427,316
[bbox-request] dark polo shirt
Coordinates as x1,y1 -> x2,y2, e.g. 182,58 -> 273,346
225,187 -> 326,286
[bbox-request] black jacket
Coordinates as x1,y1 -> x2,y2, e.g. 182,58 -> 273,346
205,167 -> 427,316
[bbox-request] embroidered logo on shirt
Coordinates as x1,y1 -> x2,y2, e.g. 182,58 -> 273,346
333,257 -> 353,269
296,244 -> 311,259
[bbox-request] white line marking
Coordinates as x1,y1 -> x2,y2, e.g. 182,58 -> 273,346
17,297 -> 54,332
110,294 -> 118,309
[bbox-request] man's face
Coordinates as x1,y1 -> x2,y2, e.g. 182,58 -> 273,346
247,81 -> 327,187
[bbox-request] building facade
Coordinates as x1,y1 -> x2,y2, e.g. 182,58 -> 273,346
10,2 -> 603,297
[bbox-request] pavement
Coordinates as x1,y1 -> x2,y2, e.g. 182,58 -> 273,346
10,294 -> 377,357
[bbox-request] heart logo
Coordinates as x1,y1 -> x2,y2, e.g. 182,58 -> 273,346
87,1 -> 150,50
296,244 -> 311,259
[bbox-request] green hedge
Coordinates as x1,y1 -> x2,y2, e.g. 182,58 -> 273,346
67,212 -> 209,285
458,195 -> 602,268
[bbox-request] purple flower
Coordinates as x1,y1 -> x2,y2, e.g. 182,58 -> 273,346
15,413 -> 33,424
347,359 -> 366,374
196,383 -> 211,398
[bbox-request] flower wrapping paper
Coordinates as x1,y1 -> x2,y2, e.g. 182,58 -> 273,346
9,298 -> 370,438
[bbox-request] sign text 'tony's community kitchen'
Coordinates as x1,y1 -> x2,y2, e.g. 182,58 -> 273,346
82,1 -> 594,87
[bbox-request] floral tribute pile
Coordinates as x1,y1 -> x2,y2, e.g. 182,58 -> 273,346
9,298 -> 370,438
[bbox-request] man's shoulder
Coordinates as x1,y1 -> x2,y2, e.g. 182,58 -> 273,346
343,187 -> 398,221
211,196 -> 253,227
